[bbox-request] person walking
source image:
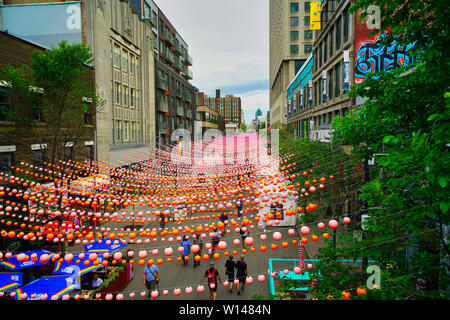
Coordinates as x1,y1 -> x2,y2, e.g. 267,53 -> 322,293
205,261 -> 221,300
225,255 -> 236,293
181,235 -> 191,266
236,255 -> 248,295
240,227 -> 249,248
143,263 -> 159,300
212,230 -> 221,254
235,199 -> 243,217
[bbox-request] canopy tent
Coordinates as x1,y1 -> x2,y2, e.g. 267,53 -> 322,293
0,272 -> 22,292
0,249 -> 55,271
53,255 -> 105,276
83,239 -> 127,253
15,274 -> 78,300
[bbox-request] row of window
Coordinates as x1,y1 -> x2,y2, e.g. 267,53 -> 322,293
290,30 -> 313,41
290,2 -> 310,13
113,44 -> 139,75
114,83 -> 139,108
115,120 -> 139,142
314,6 -> 351,72
290,16 -> 310,27
291,44 -> 313,55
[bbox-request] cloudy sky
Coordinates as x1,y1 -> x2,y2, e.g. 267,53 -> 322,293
155,0 -> 269,125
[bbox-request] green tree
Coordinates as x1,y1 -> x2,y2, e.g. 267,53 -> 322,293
0,40 -> 102,165
309,0 -> 450,299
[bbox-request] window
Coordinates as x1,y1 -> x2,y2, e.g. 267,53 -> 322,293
160,39 -> 164,54
344,12 -> 350,43
336,17 -> 342,50
123,86 -> 129,106
122,50 -> 128,72
124,121 -> 129,141
131,122 -> 136,141
0,152 -> 13,183
291,45 -> 299,55
304,15 -> 310,26
130,88 -> 135,107
114,45 -> 120,66
314,81 -> 317,106
32,150 -> 44,170
115,83 -> 121,104
304,45 -> 313,54
83,103 -> 92,125
130,55 -> 135,75
330,28 -> 334,57
65,146 -> 74,161
116,120 -> 122,141
304,30 -> 313,40
290,31 -> 299,40
329,68 -> 334,100
290,3 -> 299,12
324,35 -> 328,63
318,44 -> 322,68
0,86 -> 12,121
335,63 -> 341,97
85,145 -> 94,162
290,17 -> 299,26
159,19 -> 163,33
304,1 -> 310,13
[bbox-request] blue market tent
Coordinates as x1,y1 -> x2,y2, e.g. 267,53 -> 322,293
83,239 -> 127,253
0,249 -> 55,271
15,275 -> 78,300
0,272 -> 22,291
53,254 -> 105,276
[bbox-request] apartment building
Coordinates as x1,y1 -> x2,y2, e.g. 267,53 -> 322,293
269,0 -> 315,126
129,0 -> 196,148
197,90 -> 242,129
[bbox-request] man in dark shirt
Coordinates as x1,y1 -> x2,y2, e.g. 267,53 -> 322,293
205,262 -> 221,300
236,255 -> 248,295
225,255 -> 236,293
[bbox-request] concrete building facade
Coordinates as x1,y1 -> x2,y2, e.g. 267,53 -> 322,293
197,89 -> 242,129
270,0 -> 315,126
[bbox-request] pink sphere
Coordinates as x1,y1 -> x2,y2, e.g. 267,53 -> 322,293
151,290 -> 159,298
293,267 -> 302,274
164,247 -> 173,256
116,294 -> 124,300
288,228 -> 295,236
113,252 -> 122,260
105,294 -> 113,300
258,274 -> 266,282
185,286 -> 193,294
260,234 -> 267,241
246,276 -> 253,284
197,285 -> 205,293
343,217 -> 351,224
129,292 -> 135,298
317,222 -> 325,229
300,226 -> 310,235
191,244 -> 200,253
233,239 -> 240,246
307,263 -> 314,269
218,241 -> 227,250
272,232 -> 282,241
328,219 -> 339,229
174,288 -> 182,296
244,237 -> 254,246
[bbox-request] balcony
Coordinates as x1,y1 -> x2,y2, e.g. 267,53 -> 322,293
175,57 -> 183,71
165,31 -> 175,47
158,95 -> 169,112
184,90 -> 192,102
185,53 -> 193,66
165,50 -> 175,64
186,109 -> 193,119
176,86 -> 183,98
176,106 -> 184,117
186,69 -> 193,80
175,41 -> 182,55
157,76 -> 169,91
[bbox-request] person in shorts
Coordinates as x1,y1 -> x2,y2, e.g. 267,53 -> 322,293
143,264 -> 159,299
236,255 -> 248,295
239,227 -> 249,248
205,261 -> 221,300
225,255 -> 236,293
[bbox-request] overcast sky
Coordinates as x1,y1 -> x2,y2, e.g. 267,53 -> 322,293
155,0 -> 269,125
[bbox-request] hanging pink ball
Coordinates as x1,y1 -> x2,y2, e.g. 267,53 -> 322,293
197,285 -> 205,293
140,291 -> 147,297
307,263 -> 314,269
309,186 -> 316,193
191,244 -> 200,253
272,232 -> 282,241
258,274 -> 266,282
343,217 -> 351,224
113,252 -> 122,260
164,247 -> 173,256
152,249 -> 159,255
40,293 -> 48,300
138,250 -> 147,259
288,229 -> 295,236
260,234 -> 267,241
16,253 -> 26,262
246,276 -> 253,284
317,222 -> 325,229
64,253 -> 73,263
105,294 -> 113,300
233,279 -> 239,285
129,292 -> 135,298
174,288 -> 182,296
293,267 -> 302,274
328,219 -> 338,229
300,226 -> 310,235
218,241 -> 227,250
270,271 -> 277,277
209,283 -> 215,289
127,250 -> 134,258
151,290 -> 159,298
103,252 -> 110,259
233,239 -> 240,246
116,294 -> 124,300
283,269 -> 289,275
223,280 -> 229,287
185,286 -> 193,294
205,243 -> 212,250
244,237 -> 254,246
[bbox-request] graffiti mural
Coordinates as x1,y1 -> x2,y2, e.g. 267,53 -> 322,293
355,33 -> 414,83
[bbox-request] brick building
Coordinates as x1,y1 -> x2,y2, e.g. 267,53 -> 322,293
0,31 -> 96,181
